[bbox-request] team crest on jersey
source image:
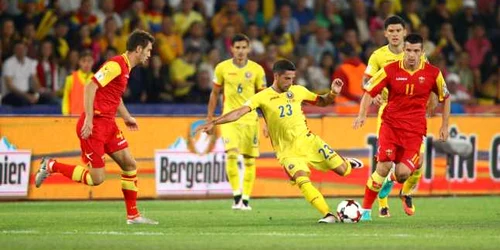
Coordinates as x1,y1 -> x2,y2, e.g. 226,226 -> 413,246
245,71 -> 252,79
418,76 -> 425,84
288,164 -> 295,170
286,91 -> 294,99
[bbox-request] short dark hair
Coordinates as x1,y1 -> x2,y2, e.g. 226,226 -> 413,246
404,33 -> 424,46
272,59 -> 296,74
384,15 -> 406,29
80,49 -> 93,59
231,33 -> 250,45
126,30 -> 155,52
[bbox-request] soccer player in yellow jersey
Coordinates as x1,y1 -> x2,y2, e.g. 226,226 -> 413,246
198,59 -> 364,223
353,16 -> 432,219
206,34 -> 267,210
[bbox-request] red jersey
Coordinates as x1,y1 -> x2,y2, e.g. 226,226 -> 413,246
364,60 -> 449,136
91,54 -> 131,119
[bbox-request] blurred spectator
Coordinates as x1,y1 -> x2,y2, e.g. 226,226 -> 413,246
306,26 -> 335,64
22,22 -> 39,59
69,0 -> 100,35
293,0 -> 315,40
418,24 -> 436,58
433,22 -> 462,66
197,0 -> 216,18
340,29 -> 363,59
74,24 -> 101,61
258,43 -> 278,85
58,49 -> 79,89
173,0 -> 204,36
14,0 -> 40,31
144,54 -> 173,103
446,72 -> 473,113
305,53 -> 331,94
464,23 -> 491,69
370,0 -> 392,33
425,0 -> 452,41
477,0 -> 498,33
98,17 -> 127,54
343,0 -> 370,44
267,25 -> 294,59
0,0 -> 12,25
332,44 -> 366,114
374,0 -> 402,15
294,56 -> 309,87
169,46 -> 201,103
211,0 -> 245,37
35,0 -> 67,41
124,63 -> 147,103
242,0 -> 265,28
0,18 -> 19,61
61,49 -> 93,115
213,24 -> 235,60
268,4 -> 300,42
122,0 -> 148,34
188,69 -> 212,103
453,0 -> 479,46
155,15 -> 184,65
48,19 -> 69,62
36,39 -> 59,100
2,40 -> 56,106
477,66 -> 499,105
145,0 -> 170,34
246,22 -> 265,61
449,51 -> 476,95
95,0 -> 123,31
183,21 -> 210,54
315,0 -> 344,42
198,46 -> 220,87
399,0 -> 421,32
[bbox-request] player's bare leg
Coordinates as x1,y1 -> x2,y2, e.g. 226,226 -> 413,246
110,148 -> 158,225
35,158 -> 104,188
241,155 -> 256,211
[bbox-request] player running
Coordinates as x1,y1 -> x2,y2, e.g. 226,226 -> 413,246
353,15 -> 431,218
206,34 -> 267,210
198,59 -> 364,223
35,30 -> 158,225
357,34 -> 450,221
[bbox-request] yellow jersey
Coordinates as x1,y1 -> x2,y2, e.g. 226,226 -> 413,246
214,59 -> 266,124
244,85 -> 318,159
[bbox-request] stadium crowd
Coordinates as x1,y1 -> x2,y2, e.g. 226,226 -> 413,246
0,0 -> 498,113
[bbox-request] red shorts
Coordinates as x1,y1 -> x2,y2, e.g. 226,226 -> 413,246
377,124 -> 422,171
76,114 -> 128,168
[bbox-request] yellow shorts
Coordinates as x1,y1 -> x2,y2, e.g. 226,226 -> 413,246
377,103 -> 426,154
220,122 -> 259,157
280,133 -> 346,179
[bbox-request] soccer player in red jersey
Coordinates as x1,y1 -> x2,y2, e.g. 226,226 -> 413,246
356,34 -> 451,221
35,30 -> 158,225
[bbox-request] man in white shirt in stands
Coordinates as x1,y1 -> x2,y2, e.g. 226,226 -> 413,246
2,40 -> 57,106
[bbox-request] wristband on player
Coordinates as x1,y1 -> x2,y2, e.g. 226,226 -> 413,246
329,90 -> 338,96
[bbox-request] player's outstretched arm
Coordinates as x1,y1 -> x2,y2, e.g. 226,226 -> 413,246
439,97 -> 451,141
315,78 -> 344,107
81,81 -> 98,139
353,92 -> 372,130
197,106 -> 252,134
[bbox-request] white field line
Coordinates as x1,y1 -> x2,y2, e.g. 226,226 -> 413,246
1,230 -> 498,239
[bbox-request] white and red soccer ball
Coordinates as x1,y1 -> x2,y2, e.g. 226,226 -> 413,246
336,199 -> 362,223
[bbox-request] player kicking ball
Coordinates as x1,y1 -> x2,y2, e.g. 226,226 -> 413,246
35,30 -> 158,225
197,59 -> 363,223
355,34 -> 450,221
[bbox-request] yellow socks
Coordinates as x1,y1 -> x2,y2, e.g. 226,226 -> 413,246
71,165 -> 94,186
242,157 -> 256,201
402,168 -> 422,195
296,176 -> 330,216
226,151 -> 241,196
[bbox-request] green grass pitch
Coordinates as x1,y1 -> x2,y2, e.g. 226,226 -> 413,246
1,197 -> 499,250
